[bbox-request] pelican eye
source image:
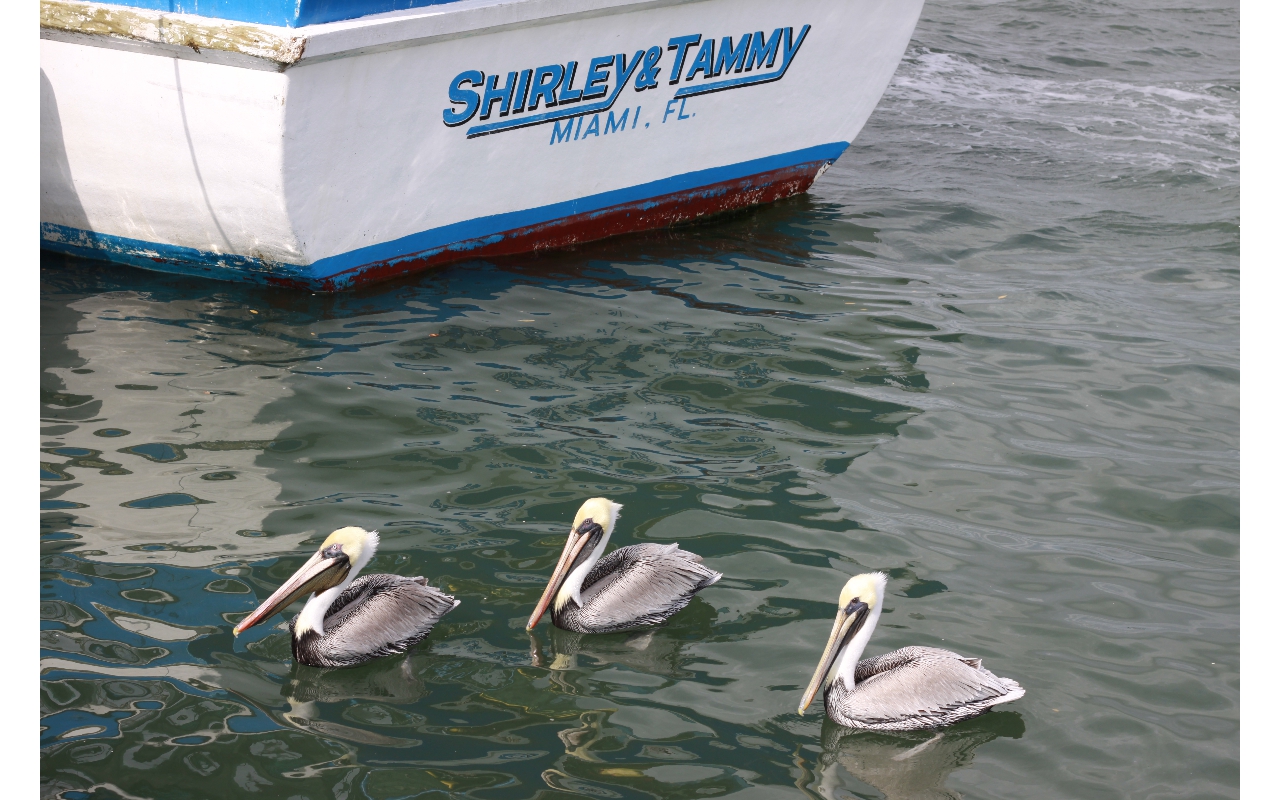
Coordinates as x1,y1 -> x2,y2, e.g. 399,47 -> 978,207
577,518 -> 604,536
846,598 -> 861,614
322,544 -> 344,558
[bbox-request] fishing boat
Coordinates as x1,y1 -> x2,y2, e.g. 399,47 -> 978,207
40,0 -> 925,291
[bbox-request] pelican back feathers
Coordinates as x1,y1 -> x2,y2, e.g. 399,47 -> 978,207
826,646 -> 1024,731
552,542 -> 721,634
291,574 -> 459,668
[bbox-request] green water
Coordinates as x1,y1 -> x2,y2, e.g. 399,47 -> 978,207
41,2 -> 1238,798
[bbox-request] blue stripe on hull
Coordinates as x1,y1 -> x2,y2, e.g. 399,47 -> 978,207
41,141 -> 848,290
39,224 -> 313,285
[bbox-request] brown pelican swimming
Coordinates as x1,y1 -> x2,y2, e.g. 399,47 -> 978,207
526,498 -> 721,634
233,527 -> 459,668
798,572 -> 1024,731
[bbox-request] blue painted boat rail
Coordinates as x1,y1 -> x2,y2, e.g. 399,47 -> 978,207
94,0 -> 462,28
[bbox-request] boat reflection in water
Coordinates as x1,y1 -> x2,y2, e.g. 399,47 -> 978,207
805,713 -> 1025,800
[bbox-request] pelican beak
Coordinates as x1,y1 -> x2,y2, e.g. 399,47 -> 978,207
526,520 -> 604,630
233,548 -> 351,636
798,600 -> 869,715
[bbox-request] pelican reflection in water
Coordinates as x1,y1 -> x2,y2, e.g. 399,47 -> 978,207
277,653 -> 436,748
530,625 -> 700,677
799,573 -> 1024,731
807,714 -> 1022,800
527,498 -> 721,634
233,527 -> 459,668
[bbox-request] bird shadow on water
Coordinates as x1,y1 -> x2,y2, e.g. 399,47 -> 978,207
212,646 -> 442,749
798,713 -> 1026,800
276,656 -> 433,748
527,617 -> 714,681
284,654 -> 430,706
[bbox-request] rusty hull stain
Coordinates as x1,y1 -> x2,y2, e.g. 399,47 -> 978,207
40,0 -> 307,67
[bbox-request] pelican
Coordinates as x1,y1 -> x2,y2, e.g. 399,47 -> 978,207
233,527 -> 459,668
798,572 -> 1024,731
526,498 -> 721,634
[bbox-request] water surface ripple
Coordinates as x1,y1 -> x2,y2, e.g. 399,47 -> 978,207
41,2 -> 1237,798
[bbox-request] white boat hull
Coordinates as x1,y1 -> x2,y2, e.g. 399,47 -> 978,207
41,0 -> 924,290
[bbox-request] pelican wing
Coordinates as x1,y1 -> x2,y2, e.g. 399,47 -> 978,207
573,543 -> 721,632
836,646 -> 1024,730
312,575 -> 458,666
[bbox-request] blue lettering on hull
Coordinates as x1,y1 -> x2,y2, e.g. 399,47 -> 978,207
444,25 -> 811,139
550,106 -> 643,145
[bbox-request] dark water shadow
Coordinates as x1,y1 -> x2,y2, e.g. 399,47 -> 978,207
332,191 -> 881,311
274,655 -> 435,747
39,188 -> 871,317
527,613 -> 717,680
40,254 -> 95,437
283,653 -> 431,705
